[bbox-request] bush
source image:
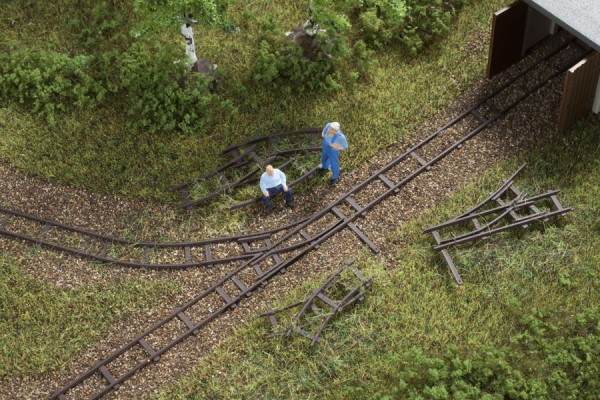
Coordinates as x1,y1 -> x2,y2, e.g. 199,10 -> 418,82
373,307 -> 600,400
68,0 -> 129,92
118,42 -> 216,133
253,39 -> 341,93
252,17 -> 350,93
340,0 -> 469,53
0,0 -> 218,134
0,47 -> 104,126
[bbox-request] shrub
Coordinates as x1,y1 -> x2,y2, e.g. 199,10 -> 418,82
252,17 -> 349,93
68,1 -> 129,92
374,307 -> 600,399
0,47 -> 104,126
0,0 -> 218,134
341,0 -> 469,53
118,41 -> 216,134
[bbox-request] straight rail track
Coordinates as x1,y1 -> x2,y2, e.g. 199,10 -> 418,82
424,164 -> 572,284
43,32 -> 591,399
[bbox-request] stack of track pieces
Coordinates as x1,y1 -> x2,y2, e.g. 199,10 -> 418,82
172,128 -> 322,210
259,261 -> 373,346
423,164 -> 572,285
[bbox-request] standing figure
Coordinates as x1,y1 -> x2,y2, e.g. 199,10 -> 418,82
260,165 -> 294,215
319,121 -> 348,185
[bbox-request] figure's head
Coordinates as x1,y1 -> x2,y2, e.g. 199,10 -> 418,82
329,122 -> 340,134
265,165 -> 274,176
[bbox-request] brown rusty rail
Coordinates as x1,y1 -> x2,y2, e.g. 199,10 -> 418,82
173,129 -> 321,209
424,165 -> 572,284
259,261 -> 373,346
0,206 -> 311,269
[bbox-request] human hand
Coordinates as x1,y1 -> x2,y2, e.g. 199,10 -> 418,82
264,191 -> 269,197
282,184 -> 288,191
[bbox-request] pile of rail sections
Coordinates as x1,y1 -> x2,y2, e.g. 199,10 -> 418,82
172,129 -> 322,209
259,261 -> 373,346
423,164 -> 572,285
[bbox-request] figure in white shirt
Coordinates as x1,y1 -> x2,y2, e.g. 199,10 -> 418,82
259,165 -> 295,215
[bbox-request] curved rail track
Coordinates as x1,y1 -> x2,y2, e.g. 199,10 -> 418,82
0,30 -> 586,399
0,206 -> 314,269
172,128 -> 322,209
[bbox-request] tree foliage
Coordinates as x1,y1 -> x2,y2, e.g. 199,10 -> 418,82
0,47 -> 104,127
250,0 -> 469,94
0,1 -> 217,133
313,0 -> 470,53
119,41 -> 215,133
251,16 -> 349,94
132,0 -> 231,33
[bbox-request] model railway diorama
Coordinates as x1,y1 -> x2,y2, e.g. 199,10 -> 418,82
1,1 -> 599,399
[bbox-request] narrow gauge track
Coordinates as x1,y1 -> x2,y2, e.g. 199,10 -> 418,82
47,32 -> 589,399
423,164 -> 572,284
0,206 -> 311,269
226,164 -> 322,211
172,128 -> 321,209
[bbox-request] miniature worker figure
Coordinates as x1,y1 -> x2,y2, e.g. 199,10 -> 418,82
260,165 -> 294,215
319,121 -> 348,185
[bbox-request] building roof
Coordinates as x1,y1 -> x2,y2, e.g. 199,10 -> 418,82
523,0 -> 600,52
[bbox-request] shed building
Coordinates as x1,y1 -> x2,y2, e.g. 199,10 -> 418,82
487,0 -> 600,133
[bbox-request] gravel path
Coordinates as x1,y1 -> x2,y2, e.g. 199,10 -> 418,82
0,31 -> 589,400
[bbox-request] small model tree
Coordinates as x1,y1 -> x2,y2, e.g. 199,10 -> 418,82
133,0 -> 227,77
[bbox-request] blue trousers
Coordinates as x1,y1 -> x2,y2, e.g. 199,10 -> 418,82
262,184 -> 292,208
321,145 -> 341,180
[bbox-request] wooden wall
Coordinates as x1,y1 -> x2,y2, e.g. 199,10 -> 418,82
557,52 -> 600,134
487,1 -> 528,78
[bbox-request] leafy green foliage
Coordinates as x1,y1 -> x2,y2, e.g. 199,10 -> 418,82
251,15 -> 350,94
69,1 -> 129,53
0,1 -> 217,133
133,0 -> 231,33
68,1 -> 130,92
310,0 -> 353,33
119,41 -> 216,133
0,47 -> 104,126
319,0 -> 470,54
251,0 -> 467,93
253,37 -> 345,94
351,39 -> 379,80
373,308 -> 599,400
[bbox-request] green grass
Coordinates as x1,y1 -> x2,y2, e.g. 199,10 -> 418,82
0,255 -> 180,378
153,115 -> 600,399
0,0 -> 507,204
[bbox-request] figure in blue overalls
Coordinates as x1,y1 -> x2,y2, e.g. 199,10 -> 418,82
319,121 -> 348,185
